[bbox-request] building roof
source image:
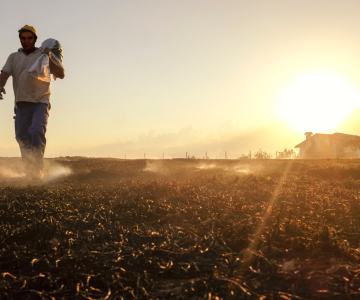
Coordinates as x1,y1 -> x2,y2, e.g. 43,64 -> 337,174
295,132 -> 360,148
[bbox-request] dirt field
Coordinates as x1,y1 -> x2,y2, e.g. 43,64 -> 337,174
1,157 -> 360,299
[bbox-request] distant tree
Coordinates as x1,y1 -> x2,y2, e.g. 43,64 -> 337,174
237,154 -> 250,160
253,149 -> 272,159
277,149 -> 299,159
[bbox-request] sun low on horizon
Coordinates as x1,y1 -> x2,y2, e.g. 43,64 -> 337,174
276,71 -> 360,134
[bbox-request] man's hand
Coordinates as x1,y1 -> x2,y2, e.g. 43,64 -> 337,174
0,71 -> 9,100
43,47 -> 51,57
42,47 -> 65,79
0,87 -> 5,100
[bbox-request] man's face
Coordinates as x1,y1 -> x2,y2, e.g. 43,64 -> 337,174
20,32 -> 36,51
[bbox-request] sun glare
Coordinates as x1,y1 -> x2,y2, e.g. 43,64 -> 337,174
277,71 -> 360,133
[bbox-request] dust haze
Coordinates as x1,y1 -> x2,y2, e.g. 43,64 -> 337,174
0,158 -> 72,185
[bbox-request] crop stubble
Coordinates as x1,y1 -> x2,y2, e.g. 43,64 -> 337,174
1,158 -> 360,299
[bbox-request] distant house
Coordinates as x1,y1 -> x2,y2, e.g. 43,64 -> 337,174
295,132 -> 360,159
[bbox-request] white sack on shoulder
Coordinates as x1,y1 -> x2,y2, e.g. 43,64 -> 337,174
28,39 -> 62,82
28,54 -> 50,82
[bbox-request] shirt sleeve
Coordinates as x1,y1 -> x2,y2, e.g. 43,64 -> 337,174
2,53 -> 13,76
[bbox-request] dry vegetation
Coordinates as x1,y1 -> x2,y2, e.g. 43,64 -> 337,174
1,157 -> 360,299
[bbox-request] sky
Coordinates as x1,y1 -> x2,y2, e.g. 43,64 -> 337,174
2,0 -> 360,158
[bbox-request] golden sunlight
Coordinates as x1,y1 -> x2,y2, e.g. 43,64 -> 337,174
277,71 -> 360,133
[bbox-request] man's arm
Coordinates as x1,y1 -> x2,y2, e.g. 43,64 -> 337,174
0,71 -> 10,100
43,48 -> 65,79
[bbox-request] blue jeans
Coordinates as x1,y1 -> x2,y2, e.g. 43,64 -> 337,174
15,102 -> 49,170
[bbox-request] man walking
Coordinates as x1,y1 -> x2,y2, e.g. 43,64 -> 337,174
0,25 -> 65,179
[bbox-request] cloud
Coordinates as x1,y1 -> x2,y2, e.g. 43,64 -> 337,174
139,125 -> 203,147
217,119 -> 242,141
43,120 -> 303,159
0,120 -> 307,159
139,129 -> 157,143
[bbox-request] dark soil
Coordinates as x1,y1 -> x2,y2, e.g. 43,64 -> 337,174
1,157 -> 360,299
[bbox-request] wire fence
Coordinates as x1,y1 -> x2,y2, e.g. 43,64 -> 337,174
95,150 -> 299,160
0,150 -> 298,159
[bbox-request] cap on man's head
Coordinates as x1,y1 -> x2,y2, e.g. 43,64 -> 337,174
18,25 -> 37,36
